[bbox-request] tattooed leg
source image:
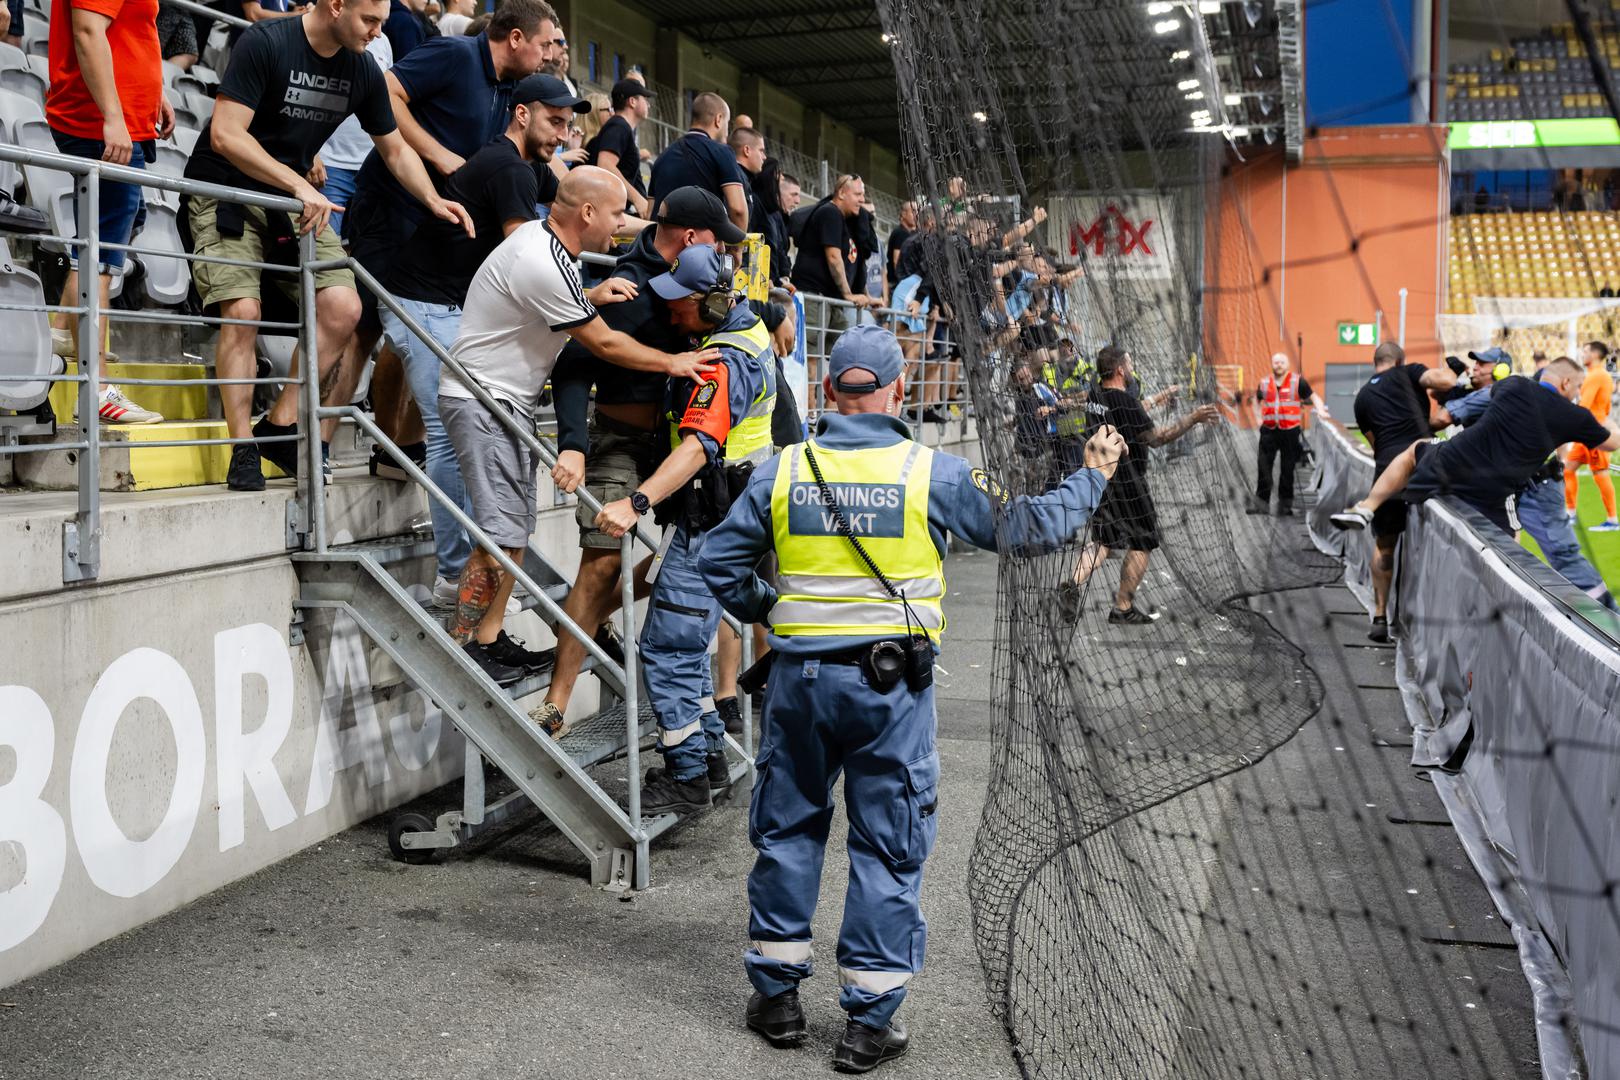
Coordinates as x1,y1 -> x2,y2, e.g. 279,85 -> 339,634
449,554 -> 502,645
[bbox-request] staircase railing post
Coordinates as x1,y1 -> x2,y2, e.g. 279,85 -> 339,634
300,230 -> 325,553
621,530 -> 643,834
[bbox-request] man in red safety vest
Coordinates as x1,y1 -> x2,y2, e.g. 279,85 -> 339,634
1248,351 -> 1330,516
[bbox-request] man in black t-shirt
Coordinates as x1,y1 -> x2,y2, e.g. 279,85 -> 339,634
183,0 -> 473,492
1334,356 -> 1620,538
586,78 -> 651,217
376,74 -> 584,603
887,200 -> 916,283
646,91 -> 748,233
1061,345 -> 1220,625
1348,341 -> 1453,639
789,174 -> 873,329
726,126 -> 766,234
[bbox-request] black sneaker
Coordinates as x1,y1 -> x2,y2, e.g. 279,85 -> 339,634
717,696 -> 744,737
462,640 -> 524,688
746,989 -> 806,1048
1107,605 -> 1156,626
1276,503 -> 1294,517
253,416 -> 300,477
594,622 -> 626,667
1057,581 -> 1082,624
226,443 -> 266,491
708,751 -> 731,788
371,441 -> 426,482
833,1018 -> 910,1073
488,630 -> 555,675
1368,616 -> 1391,644
640,767 -> 710,816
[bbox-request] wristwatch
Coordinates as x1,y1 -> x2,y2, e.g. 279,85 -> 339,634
630,491 -> 651,516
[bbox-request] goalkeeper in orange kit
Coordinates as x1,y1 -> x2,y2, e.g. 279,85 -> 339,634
1565,341 -> 1619,531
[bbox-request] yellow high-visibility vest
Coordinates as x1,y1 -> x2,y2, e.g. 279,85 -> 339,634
668,316 -> 778,465
768,438 -> 946,642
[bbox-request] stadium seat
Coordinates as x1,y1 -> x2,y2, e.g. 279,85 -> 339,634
0,88 -> 74,247
0,236 -> 58,412
132,192 -> 192,307
0,42 -> 45,107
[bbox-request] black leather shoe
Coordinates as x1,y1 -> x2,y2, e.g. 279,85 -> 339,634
707,751 -> 732,787
833,1018 -> 909,1073
253,416 -> 300,477
226,443 -> 266,492
746,989 -> 806,1048
640,768 -> 710,816
488,630 -> 554,675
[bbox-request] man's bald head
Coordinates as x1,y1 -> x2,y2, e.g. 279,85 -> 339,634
552,166 -> 628,251
1270,352 -> 1291,376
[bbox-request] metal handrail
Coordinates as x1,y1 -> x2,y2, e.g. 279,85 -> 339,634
160,0 -> 251,29
0,144 -> 301,214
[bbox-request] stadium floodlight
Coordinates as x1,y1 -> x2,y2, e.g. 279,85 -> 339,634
1153,18 -> 1181,33
1170,49 -> 1191,61
972,110 -> 989,123
1145,1 -> 1173,13
1186,90 -> 1204,100
881,32 -> 894,44
1178,79 -> 1200,90
1230,126 -> 1250,137
1224,93 -> 1241,106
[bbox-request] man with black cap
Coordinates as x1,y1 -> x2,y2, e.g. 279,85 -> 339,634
379,73 -> 587,620
536,189 -> 746,735
589,244 -> 777,815
586,77 -> 654,217
696,324 -> 1124,1072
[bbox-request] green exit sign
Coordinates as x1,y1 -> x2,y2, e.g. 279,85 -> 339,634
1338,322 -> 1378,346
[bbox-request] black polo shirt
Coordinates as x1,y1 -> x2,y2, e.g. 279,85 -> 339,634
585,114 -> 645,197
386,137 -> 555,306
647,130 -> 745,215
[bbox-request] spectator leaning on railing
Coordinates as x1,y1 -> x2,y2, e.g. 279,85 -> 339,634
44,0 -> 176,425
181,0 -> 473,492
789,173 -> 872,327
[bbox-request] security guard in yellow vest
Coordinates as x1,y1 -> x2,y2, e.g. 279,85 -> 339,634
594,244 -> 776,815
1045,342 -> 1092,469
697,324 -> 1124,1071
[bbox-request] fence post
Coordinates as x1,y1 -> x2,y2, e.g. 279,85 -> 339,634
1397,288 -> 1408,348
300,230 -> 325,553
65,167 -> 102,583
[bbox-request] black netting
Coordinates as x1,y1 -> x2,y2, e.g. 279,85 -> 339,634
869,1 -> 1620,1077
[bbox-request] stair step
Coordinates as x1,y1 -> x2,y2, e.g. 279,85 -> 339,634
561,701 -> 656,770
49,359 -> 215,424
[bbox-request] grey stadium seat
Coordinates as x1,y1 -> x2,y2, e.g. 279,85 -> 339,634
0,88 -> 73,248
133,188 -> 191,306
0,237 -> 58,412
0,42 -> 45,107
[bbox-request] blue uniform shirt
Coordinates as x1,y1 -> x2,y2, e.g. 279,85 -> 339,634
1446,385 -> 1493,426
698,412 -> 1111,656
668,304 -> 772,464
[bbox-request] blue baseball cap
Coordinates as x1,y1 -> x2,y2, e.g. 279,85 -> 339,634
828,324 -> 904,392
1468,346 -> 1512,366
649,243 -> 728,300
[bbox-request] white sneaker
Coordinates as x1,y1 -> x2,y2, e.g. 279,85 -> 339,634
52,326 -> 121,363
96,385 -> 161,424
1330,505 -> 1373,531
432,574 -> 521,615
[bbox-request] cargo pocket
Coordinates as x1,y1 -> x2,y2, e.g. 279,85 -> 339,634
897,750 -> 940,870
643,589 -> 717,651
747,744 -> 775,849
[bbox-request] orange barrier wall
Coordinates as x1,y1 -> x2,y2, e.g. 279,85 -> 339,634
1203,126 -> 1449,406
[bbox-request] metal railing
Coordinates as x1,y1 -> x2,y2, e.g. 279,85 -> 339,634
0,141 -> 317,582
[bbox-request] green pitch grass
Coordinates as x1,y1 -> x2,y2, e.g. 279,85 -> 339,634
1521,467 -> 1620,596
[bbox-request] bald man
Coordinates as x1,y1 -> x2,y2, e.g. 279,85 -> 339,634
437,165 -> 723,697
1250,351 -> 1330,516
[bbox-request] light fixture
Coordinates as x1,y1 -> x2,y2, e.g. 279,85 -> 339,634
1223,93 -> 1241,106
972,110 -> 988,123
1185,90 -> 1204,100
1153,18 -> 1181,33
1198,0 -> 1221,11
1230,126 -> 1250,137
1170,49 -> 1191,61
881,32 -> 893,44
1146,1 -> 1173,13
1178,78 -> 1199,90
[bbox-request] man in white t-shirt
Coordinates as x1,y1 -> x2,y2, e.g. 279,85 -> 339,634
440,166 -> 719,689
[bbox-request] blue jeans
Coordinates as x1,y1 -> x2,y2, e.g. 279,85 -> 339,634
745,656 -> 939,1029
321,166 -> 358,236
380,298 -> 472,582
1514,477 -> 1611,602
50,129 -> 149,272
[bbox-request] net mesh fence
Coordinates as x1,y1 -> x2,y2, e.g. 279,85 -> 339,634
869,0 -> 1620,1076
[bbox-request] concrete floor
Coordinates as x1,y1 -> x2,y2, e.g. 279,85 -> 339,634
0,545 -> 1542,1080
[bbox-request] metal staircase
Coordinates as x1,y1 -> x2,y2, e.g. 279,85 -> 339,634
290,266 -> 753,891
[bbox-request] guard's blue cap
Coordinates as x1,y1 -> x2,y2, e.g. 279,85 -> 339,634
1468,346 -> 1512,366
649,243 -> 726,300
828,324 -> 904,391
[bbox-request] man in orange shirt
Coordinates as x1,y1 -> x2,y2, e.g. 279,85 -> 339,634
1564,340 -> 1619,531
45,0 -> 174,423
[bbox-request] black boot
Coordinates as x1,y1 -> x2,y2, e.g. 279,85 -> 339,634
708,751 -> 732,788
717,696 -> 744,737
640,768 -> 710,816
1276,502 -> 1294,517
833,1018 -> 910,1073
746,989 -> 806,1048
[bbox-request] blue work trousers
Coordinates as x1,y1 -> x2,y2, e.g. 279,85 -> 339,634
745,656 -> 940,1030
641,523 -> 726,780
380,299 -> 472,583
1514,477 -> 1611,602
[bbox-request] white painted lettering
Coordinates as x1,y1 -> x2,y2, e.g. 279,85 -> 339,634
305,611 -> 391,814
215,624 -> 297,852
0,688 -> 66,952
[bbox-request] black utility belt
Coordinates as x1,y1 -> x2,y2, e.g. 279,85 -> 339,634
816,637 -> 935,693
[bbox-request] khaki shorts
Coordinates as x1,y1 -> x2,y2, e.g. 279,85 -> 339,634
577,412 -> 663,549
187,196 -> 353,308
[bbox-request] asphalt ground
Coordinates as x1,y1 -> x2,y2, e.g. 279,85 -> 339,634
0,543 -> 1541,1079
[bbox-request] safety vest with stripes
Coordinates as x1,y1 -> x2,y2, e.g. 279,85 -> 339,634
1260,373 -> 1303,429
768,438 -> 946,643
668,317 -> 778,465
1042,360 -> 1091,438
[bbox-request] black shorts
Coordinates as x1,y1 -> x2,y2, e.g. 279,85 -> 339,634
341,184 -> 425,332
1089,477 -> 1160,552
